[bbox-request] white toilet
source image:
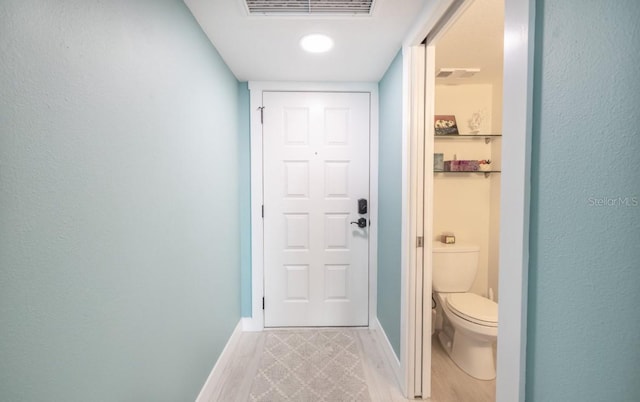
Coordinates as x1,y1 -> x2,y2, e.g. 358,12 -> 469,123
433,242 -> 498,380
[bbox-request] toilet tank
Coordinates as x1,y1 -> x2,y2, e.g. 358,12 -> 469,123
432,242 -> 480,292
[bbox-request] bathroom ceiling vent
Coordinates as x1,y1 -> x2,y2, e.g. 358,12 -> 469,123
437,68 -> 481,79
245,0 -> 375,15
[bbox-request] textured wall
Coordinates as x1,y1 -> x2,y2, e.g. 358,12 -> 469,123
377,51 -> 403,358
0,0 -> 241,400
528,0 -> 640,400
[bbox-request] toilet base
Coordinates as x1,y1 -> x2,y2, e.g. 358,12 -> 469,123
438,328 -> 496,380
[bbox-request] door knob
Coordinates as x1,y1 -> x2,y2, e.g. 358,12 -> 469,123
350,217 -> 367,228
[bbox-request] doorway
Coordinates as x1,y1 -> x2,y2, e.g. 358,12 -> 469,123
401,0 -> 534,400
247,82 -> 380,331
428,0 -> 504,398
261,91 -> 371,327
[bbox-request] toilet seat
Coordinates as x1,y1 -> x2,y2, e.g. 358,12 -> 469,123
447,293 -> 498,327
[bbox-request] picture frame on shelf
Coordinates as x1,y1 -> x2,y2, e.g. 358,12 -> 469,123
434,115 -> 459,135
434,153 -> 444,171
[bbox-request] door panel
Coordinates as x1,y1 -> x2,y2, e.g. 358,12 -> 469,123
263,91 -> 370,327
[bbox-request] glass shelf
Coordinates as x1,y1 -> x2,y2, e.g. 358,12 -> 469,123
435,170 -> 501,177
435,134 -> 502,144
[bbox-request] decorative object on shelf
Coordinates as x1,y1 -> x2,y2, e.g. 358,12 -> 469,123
434,153 -> 444,171
441,233 -> 456,244
478,159 -> 491,171
433,134 -> 501,144
444,160 -> 479,171
434,115 -> 459,135
467,109 -> 486,134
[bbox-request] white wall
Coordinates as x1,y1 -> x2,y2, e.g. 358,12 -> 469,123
433,84 -> 501,297
436,84 -> 494,134
489,81 -> 503,301
492,79 -> 504,134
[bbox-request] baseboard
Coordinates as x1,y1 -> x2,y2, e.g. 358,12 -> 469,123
241,316 -> 263,332
372,318 -> 402,387
195,320 -> 243,402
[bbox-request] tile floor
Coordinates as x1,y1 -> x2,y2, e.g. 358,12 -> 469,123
205,328 -> 495,401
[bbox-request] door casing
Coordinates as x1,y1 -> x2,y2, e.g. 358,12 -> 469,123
401,0 -> 535,401
245,82 -> 379,332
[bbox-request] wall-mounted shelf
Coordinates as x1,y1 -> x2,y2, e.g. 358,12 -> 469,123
434,134 -> 501,176
435,170 -> 501,178
435,134 -> 502,144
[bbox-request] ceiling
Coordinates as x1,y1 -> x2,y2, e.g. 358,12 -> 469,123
184,0 -> 426,82
183,0 -> 504,84
435,0 -> 504,85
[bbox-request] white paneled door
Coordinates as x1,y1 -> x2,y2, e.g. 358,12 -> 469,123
263,91 -> 370,327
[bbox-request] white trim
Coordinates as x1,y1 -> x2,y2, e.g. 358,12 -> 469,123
372,318 -> 402,387
399,47 -> 415,398
401,1 -> 534,401
248,82 -> 265,331
398,44 -> 428,398
369,87 -> 380,327
421,44 -> 435,399
411,57 -> 424,397
247,81 -> 380,330
241,317 -> 262,332
249,81 -> 380,92
403,0 -> 457,47
400,3 -> 462,398
404,44 -> 427,399
496,1 -> 535,401
195,320 -> 243,402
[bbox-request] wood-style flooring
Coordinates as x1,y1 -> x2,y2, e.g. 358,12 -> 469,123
430,334 -> 495,402
205,328 -> 495,401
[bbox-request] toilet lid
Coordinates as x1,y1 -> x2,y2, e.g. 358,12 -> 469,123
447,293 -> 498,326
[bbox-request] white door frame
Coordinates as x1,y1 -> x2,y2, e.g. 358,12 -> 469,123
400,0 -> 535,400
245,82 -> 379,331
398,44 -> 427,398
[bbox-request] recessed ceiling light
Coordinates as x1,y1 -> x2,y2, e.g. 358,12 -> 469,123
300,34 -> 334,53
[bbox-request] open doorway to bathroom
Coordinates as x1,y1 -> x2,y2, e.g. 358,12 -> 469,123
427,0 -> 504,400
402,0 -> 533,399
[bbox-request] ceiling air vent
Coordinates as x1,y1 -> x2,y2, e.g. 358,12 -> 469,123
245,0 -> 375,15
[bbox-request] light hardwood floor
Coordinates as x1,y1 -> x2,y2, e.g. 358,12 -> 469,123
430,334 -> 495,402
205,328 -> 494,401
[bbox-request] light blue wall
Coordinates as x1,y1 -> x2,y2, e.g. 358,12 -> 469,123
377,50 -> 404,358
238,82 -> 252,316
0,1 -> 241,401
528,1 -> 640,401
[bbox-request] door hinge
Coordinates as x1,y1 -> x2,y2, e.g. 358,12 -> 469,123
417,236 -> 424,248
261,205 -> 264,218
262,297 -> 265,310
258,106 -> 265,124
